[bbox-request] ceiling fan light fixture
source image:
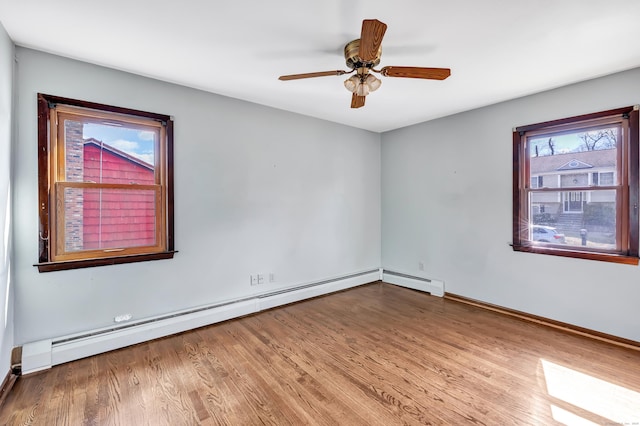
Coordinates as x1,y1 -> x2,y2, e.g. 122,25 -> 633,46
356,81 -> 370,97
365,73 -> 382,92
344,75 -> 359,92
344,74 -> 380,96
278,19 -> 450,108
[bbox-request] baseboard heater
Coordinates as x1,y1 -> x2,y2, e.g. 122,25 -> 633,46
382,270 -> 444,297
21,269 -> 380,375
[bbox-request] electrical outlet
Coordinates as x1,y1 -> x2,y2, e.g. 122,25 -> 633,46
269,273 -> 275,283
257,274 -> 265,284
250,275 -> 259,286
114,313 -> 132,323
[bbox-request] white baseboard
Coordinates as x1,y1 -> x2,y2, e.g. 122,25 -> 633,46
382,270 -> 444,297
21,270 -> 379,374
258,271 -> 378,310
21,339 -> 52,375
50,299 -> 259,370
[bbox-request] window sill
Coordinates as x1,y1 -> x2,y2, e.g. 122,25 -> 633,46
35,251 -> 178,272
511,244 -> 638,265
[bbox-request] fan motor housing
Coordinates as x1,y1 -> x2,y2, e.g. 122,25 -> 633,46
344,39 -> 382,69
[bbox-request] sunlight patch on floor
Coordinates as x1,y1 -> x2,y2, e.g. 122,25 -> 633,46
550,405 -> 600,426
542,358 -> 640,425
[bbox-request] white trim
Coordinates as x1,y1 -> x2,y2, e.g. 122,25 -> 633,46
21,339 -> 52,374
22,270 -> 380,374
382,270 -> 444,297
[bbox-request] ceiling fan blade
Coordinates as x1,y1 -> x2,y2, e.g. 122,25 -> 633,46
359,19 -> 387,62
351,93 -> 366,109
279,70 -> 348,81
380,66 -> 451,80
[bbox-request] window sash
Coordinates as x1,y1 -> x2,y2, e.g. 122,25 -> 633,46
525,187 -> 622,253
52,182 -> 165,262
54,109 -> 164,185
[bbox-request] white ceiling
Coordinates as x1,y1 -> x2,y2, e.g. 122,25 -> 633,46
1,1 -> 640,132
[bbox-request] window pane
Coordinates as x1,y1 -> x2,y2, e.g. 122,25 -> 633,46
529,127 -> 618,189
530,176 -> 538,188
599,172 -> 614,186
530,176 -> 544,188
62,187 -> 157,251
529,190 -> 616,250
64,119 -> 156,185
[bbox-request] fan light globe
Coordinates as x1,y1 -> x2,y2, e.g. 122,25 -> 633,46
344,75 -> 359,92
356,83 -> 370,97
365,74 -> 382,91
344,73 -> 381,96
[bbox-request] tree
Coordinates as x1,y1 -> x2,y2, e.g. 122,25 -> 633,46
577,129 -> 617,151
532,137 -> 556,157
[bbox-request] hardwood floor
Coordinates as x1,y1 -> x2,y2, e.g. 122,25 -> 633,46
1,282 -> 639,425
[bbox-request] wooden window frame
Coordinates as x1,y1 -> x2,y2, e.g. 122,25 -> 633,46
512,106 -> 639,265
36,94 -> 176,272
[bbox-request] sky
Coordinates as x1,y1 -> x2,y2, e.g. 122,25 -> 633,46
83,122 -> 156,166
528,126 -> 617,158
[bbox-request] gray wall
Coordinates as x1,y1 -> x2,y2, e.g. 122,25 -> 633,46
0,22 -> 14,373
382,67 -> 640,342
13,48 -> 381,344
10,44 -> 640,349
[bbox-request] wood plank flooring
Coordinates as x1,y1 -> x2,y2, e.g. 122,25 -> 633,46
1,282 -> 639,425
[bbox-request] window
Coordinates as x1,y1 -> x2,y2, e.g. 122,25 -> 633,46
599,172 -> 614,186
513,106 -> 639,264
531,176 -> 543,189
37,94 -> 175,272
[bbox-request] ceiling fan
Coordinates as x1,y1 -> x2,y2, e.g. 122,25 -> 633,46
278,19 -> 451,109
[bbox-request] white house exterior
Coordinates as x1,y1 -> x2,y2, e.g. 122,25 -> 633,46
529,148 -> 616,217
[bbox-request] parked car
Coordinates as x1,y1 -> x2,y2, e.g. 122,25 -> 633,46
532,225 -> 566,243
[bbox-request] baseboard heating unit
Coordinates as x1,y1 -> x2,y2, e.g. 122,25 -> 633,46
21,269 -> 380,375
382,270 -> 444,297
